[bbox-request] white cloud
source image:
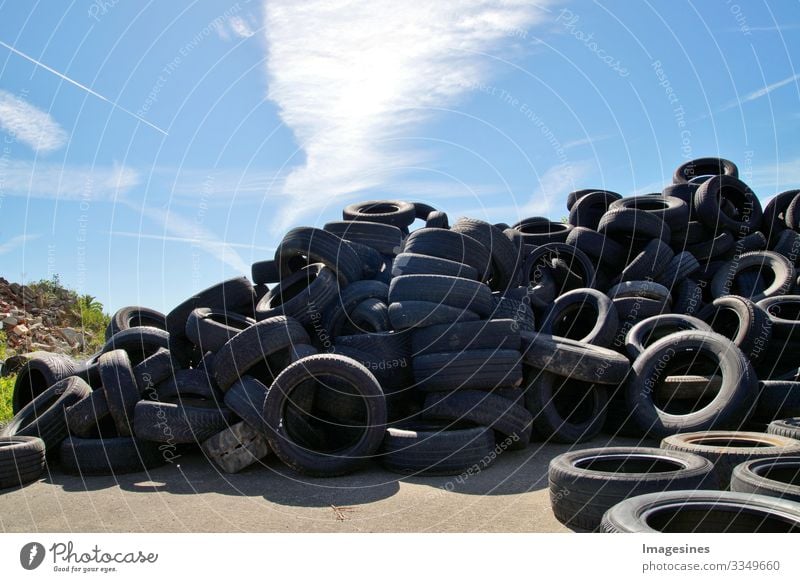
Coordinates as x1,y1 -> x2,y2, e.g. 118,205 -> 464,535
0,234 -> 40,255
0,161 -> 139,201
742,73 -> 800,103
522,160 -> 593,217
229,16 -> 255,38
263,0 -> 553,227
127,202 -> 250,274
0,90 -> 67,153
109,230 -> 274,252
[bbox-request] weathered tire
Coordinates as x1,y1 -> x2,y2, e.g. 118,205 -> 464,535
694,175 -> 762,234
0,436 -> 45,490
323,220 -> 403,254
730,456 -> 800,502
262,354 -> 387,477
422,390 -> 532,448
59,436 -> 165,476
520,332 -> 630,385
390,253 -> 478,280
601,490 -> 800,533
624,314 -> 712,360
549,446 -> 717,531
673,157 -> 739,184
255,263 -> 338,325
698,295 -> 773,363
321,280 -> 390,338
525,370 -> 608,444
132,399 -> 236,444
223,376 -> 269,433
275,227 -> 362,285
539,288 -> 618,346
213,316 -> 310,391
105,306 -> 167,340
451,217 -> 522,291
626,331 -> 758,438
98,350 -> 140,437
379,425 -> 495,476
412,349 -> 523,391
185,308 -> 256,353
754,381 -> 800,422
711,251 -> 794,302
661,430 -> 800,488
11,352 -> 80,414
411,319 -> 520,357
389,274 -> 494,316
388,300 -> 480,330
768,418 -> 800,441
342,200 -> 416,229
1,377 -> 92,451
402,228 -> 491,279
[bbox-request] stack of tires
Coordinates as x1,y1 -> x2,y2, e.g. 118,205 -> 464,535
4,157 -> 800,493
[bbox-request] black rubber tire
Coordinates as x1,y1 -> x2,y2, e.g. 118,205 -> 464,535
423,390 -> 532,448
334,331 -> 412,360
673,157 -> 739,184
730,456 -> 800,502
275,227 -> 362,286
525,370 -> 608,444
657,251 -> 701,288
687,230 -> 735,262
520,243 -> 596,292
10,352 -> 80,414
521,332 -> 630,385
425,210 -> 449,229
754,381 -> 800,422
223,376 -> 269,433
671,220 -> 708,247
624,314 -> 712,360
59,436 -> 165,476
699,295 -> 773,363
65,389 -> 111,438
601,490 -> 800,533
661,431 -> 800,488
597,208 -> 671,247
212,316 -> 309,391
620,239 -> 674,282
1,377 -> 92,451
758,295 -> 800,340
105,306 -> 167,341
157,368 -> 220,401
660,374 -> 724,401
390,253 -> 478,280
379,425 -> 495,476
491,295 -> 536,332
255,263 -> 338,325
694,175 -> 763,234
609,195 -> 689,230
388,301 -> 480,330
451,217 -> 521,291
763,189 -> 800,241
101,327 -> 171,366
566,227 -> 626,270
711,251 -> 794,302
568,191 -> 623,230
388,274 -> 494,316
165,277 -> 256,343
549,446 -> 717,531
672,278 -> 705,316
566,189 -> 621,211
513,218 -> 573,245
771,229 -> 800,264
323,220 -> 403,255
735,230 -> 769,254
412,349 -> 523,392
345,239 -> 385,279
413,202 -> 437,220
672,157 -> 739,184
768,418 -> 800,440
0,436 -> 46,490
539,288 -> 618,346
98,349 -> 140,437
132,348 -> 176,394
607,280 -> 671,302
251,259 -> 280,284
185,308 -> 255,354
401,228 -> 491,280
262,354 -> 387,477
342,200 -> 416,229
343,298 -> 390,333
133,399 -> 236,444
626,331 -> 758,438
411,319 -> 520,357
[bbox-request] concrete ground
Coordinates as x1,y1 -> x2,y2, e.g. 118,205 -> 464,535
0,434 -> 654,533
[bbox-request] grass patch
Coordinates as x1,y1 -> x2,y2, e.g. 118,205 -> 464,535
0,331 -> 15,422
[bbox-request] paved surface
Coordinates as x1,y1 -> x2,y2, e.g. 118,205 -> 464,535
0,434 -> 653,532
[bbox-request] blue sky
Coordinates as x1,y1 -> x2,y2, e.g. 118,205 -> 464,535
1,0 -> 799,314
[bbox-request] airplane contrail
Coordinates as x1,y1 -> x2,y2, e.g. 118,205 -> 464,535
0,39 -> 168,135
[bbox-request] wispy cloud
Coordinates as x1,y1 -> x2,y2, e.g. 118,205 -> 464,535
718,73 -> 800,112
127,202 -> 250,274
0,233 -> 40,255
109,230 -> 274,251
229,16 -> 255,38
563,134 -> 614,150
0,161 -> 139,201
522,160 -> 593,217
263,0 -> 553,227
0,90 -> 67,153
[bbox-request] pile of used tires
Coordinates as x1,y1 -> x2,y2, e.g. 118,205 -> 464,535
2,156 -> 800,530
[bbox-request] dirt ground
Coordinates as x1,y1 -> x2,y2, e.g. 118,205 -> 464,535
0,434 -> 654,533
